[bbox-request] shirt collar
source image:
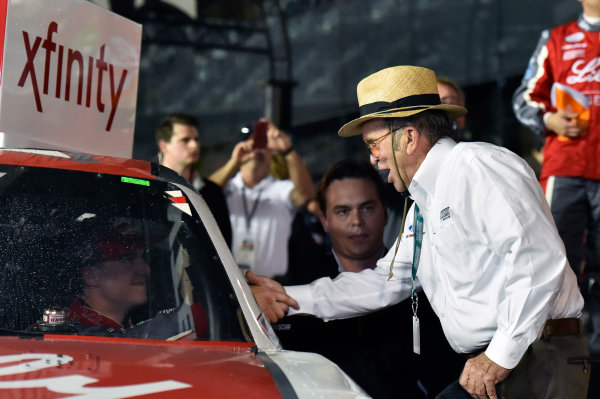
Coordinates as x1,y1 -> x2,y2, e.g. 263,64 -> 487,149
331,246 -> 388,273
233,172 -> 275,191
67,298 -> 124,329
409,136 -> 456,209
579,13 -> 600,31
192,173 -> 205,191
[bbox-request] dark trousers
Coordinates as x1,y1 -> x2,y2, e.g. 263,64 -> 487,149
546,176 -> 600,278
437,334 -> 590,399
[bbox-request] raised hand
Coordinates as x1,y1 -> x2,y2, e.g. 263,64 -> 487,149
262,119 -> 292,153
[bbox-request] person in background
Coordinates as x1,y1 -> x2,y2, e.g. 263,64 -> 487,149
156,113 -> 232,247
437,76 -> 467,137
275,159 -> 462,398
249,65 -> 588,398
512,0 -> 600,354
209,118 -> 315,278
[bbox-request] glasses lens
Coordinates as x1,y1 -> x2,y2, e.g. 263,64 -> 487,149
365,143 -> 373,155
370,143 -> 378,157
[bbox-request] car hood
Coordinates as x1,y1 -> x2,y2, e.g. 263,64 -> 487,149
0,335 -> 283,398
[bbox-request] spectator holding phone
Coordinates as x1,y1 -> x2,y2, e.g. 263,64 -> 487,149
209,118 -> 316,278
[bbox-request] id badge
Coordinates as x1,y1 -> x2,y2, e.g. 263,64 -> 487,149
237,236 -> 256,271
413,315 -> 421,355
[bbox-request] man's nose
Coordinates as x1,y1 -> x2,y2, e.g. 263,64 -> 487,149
135,254 -> 151,275
350,209 -> 363,226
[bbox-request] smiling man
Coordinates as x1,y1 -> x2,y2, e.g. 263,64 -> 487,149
249,66 -> 589,399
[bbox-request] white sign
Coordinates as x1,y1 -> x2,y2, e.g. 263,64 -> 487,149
0,0 -> 142,158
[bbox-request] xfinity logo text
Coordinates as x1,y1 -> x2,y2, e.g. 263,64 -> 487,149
17,21 -> 128,131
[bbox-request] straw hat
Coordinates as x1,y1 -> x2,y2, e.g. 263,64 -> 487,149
338,66 -> 467,137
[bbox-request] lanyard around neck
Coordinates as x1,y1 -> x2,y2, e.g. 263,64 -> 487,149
241,186 -> 263,231
412,204 -> 423,297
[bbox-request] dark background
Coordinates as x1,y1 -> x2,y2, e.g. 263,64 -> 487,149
90,0 -> 579,180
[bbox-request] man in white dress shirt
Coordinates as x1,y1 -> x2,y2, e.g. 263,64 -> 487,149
248,66 -> 589,398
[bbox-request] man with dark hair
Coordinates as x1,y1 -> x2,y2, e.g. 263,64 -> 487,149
249,66 -> 588,398
284,159 -> 388,284
156,113 -> 232,247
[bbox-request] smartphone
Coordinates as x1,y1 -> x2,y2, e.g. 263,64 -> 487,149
252,120 -> 268,149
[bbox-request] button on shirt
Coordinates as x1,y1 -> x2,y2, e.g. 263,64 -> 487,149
287,137 -> 583,369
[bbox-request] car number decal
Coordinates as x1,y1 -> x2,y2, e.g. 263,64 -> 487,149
0,353 -> 191,397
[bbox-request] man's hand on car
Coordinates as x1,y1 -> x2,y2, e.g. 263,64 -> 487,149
246,271 -> 299,323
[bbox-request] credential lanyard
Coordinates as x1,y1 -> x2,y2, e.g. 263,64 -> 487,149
241,186 -> 262,231
411,204 -> 423,354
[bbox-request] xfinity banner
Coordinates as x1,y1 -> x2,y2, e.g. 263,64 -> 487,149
0,0 -> 142,158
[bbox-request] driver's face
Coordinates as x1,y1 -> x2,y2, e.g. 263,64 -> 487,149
94,248 -> 150,312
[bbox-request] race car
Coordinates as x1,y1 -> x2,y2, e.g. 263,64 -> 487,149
0,148 -> 367,398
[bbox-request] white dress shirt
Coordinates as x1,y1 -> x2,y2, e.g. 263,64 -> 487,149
226,172 -> 295,277
287,137 -> 583,369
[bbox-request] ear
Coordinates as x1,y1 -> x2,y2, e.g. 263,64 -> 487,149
82,266 -> 100,288
405,127 -> 420,155
158,139 -> 168,156
319,212 -> 329,233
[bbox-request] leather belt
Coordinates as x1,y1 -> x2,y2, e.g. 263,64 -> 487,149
542,317 -> 583,338
462,318 -> 583,360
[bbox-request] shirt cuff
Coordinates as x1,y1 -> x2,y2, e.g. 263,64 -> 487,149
542,111 -> 552,126
284,284 -> 315,316
485,330 -> 530,369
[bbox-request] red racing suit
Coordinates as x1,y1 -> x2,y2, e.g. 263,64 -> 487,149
513,14 -> 600,188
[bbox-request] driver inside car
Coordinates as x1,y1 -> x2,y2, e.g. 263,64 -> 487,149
67,226 -> 151,333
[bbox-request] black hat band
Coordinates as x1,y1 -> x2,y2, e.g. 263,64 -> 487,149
359,93 -> 441,117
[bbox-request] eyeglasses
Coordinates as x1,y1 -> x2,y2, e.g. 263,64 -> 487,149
364,127 -> 404,157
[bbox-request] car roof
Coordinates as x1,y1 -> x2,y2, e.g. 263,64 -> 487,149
0,148 -> 156,180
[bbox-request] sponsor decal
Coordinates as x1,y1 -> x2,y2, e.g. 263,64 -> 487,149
440,207 -> 451,222
562,43 -> 587,50
565,32 -> 585,43
121,176 -> 150,186
524,65 -> 534,80
17,21 -> 129,132
166,190 -> 192,216
563,49 -> 585,61
567,58 -> 600,84
0,353 -> 191,397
